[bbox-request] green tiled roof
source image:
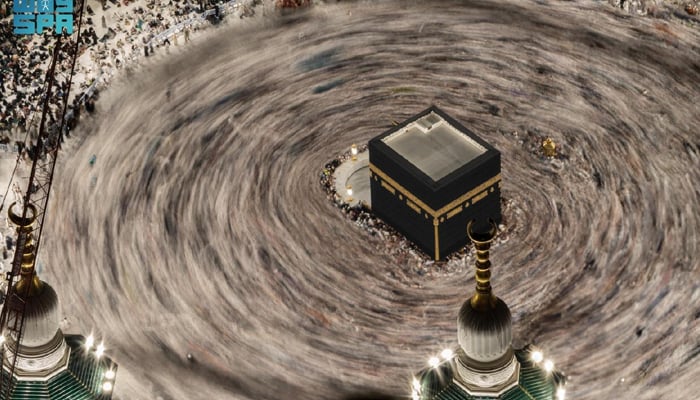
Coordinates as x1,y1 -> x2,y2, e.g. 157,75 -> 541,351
0,335 -> 117,400
419,348 -> 565,400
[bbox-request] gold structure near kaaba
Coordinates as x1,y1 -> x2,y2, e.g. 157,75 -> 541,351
542,138 -> 556,157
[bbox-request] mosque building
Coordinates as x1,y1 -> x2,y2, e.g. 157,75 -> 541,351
412,219 -> 566,400
0,206 -> 117,399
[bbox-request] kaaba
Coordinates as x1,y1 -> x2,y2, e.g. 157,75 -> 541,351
368,106 -> 501,260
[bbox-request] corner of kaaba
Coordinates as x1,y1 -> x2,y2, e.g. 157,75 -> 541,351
368,105 -> 502,260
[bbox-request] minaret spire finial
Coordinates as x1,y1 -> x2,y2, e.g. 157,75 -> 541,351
8,202 -> 43,297
467,219 -> 498,311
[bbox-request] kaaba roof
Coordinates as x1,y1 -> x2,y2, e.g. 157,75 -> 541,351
418,349 -> 563,400
372,106 -> 499,185
0,335 -> 116,400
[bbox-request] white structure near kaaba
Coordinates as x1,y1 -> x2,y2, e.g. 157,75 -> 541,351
368,106 -> 502,260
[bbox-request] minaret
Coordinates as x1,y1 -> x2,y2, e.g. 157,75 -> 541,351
0,204 -> 118,399
453,219 -> 518,394
413,219 -> 567,400
3,208 -> 69,379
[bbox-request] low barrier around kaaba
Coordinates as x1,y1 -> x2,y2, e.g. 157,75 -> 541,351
368,106 -> 501,260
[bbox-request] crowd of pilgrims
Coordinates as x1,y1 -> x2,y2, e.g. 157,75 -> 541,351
0,28 -> 84,154
0,0 -> 240,156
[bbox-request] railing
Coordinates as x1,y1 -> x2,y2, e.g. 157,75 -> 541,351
146,0 -> 241,46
